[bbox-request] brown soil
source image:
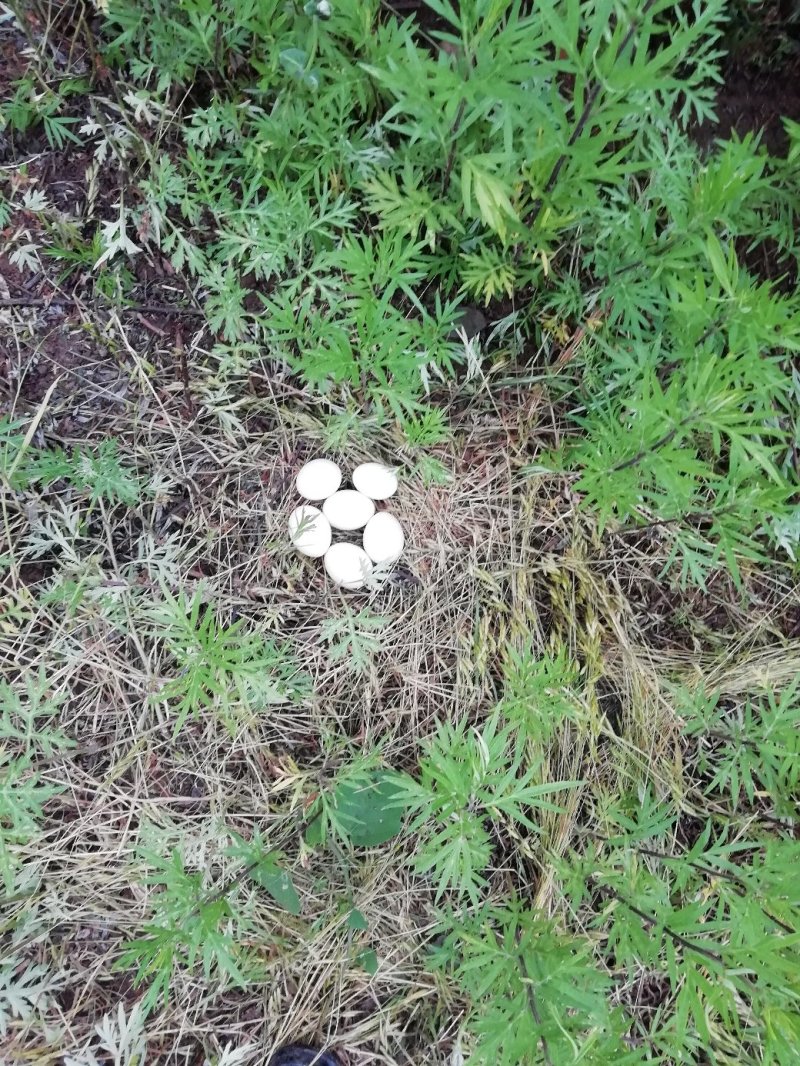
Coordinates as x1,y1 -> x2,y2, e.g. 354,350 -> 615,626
692,1 -> 800,151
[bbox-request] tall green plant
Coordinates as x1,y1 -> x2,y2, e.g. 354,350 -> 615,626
98,0 -> 740,414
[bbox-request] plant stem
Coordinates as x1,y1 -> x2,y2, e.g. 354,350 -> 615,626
442,98 -> 467,196
513,929 -> 553,1066
607,887 -> 724,965
591,835 -> 796,936
610,412 -> 701,473
525,0 -> 660,229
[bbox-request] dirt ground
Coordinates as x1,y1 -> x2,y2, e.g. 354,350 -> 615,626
691,0 -> 800,154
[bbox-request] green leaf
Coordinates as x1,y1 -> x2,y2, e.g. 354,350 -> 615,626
347,908 -> 369,931
249,856 -> 301,915
304,814 -> 323,847
461,157 -> 520,240
705,231 -> 733,294
355,948 -> 378,975
279,48 -> 308,80
334,771 -> 403,847
226,833 -> 302,915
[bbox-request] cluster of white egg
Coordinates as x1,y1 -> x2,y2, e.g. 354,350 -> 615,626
288,459 -> 405,589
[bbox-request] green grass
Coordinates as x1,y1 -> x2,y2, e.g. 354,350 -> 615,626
1,0 -> 800,1063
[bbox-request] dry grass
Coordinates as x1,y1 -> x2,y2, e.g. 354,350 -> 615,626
3,67 -> 800,1063
4,289 -> 798,1061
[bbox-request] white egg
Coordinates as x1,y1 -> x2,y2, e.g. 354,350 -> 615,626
352,462 -> 398,501
296,458 -> 342,501
322,490 -> 375,531
363,512 -> 405,566
324,543 -> 373,589
288,505 -> 332,558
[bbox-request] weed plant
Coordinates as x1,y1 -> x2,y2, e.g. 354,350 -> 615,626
1,1 -> 799,1063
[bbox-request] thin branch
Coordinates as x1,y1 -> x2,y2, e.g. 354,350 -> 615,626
0,295 -> 204,316
610,413 -> 699,473
442,98 -> 467,196
607,888 -> 724,965
122,302 -> 205,317
515,930 -> 553,1066
591,835 -> 796,936
0,297 -> 50,308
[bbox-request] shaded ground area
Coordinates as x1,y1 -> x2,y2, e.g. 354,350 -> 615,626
692,0 -> 800,154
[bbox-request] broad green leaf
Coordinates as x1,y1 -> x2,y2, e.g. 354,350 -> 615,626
347,908 -> 369,931
279,49 -> 308,80
355,948 -> 378,975
249,856 -> 301,915
334,771 -> 403,847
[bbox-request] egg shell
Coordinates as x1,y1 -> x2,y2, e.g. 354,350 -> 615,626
352,462 -> 398,501
288,505 -> 332,558
324,543 -> 373,589
322,490 -> 376,531
363,512 -> 405,566
296,458 -> 342,501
